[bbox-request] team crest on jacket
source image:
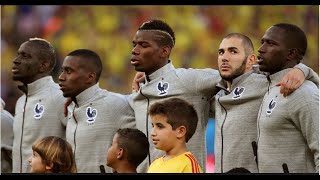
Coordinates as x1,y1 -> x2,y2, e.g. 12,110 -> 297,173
86,107 -> 97,125
232,87 -> 245,99
266,98 -> 276,115
34,103 -> 44,119
157,81 -> 169,96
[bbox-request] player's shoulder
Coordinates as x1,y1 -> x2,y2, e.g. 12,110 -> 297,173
297,80 -> 318,94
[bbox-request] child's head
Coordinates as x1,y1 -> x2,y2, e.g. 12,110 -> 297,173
28,136 -> 76,173
226,167 -> 251,173
149,98 -> 198,150
106,128 -> 149,171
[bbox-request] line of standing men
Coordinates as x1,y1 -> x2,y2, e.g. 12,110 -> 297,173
7,20 -> 319,173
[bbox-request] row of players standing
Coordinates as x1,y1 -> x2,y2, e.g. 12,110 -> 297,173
2,19 -> 318,173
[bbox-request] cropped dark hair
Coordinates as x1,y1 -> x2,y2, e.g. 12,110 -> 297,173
67,49 -> 102,82
138,19 -> 175,48
28,38 -> 56,73
274,23 -> 307,59
224,33 -> 254,57
116,128 -> 149,167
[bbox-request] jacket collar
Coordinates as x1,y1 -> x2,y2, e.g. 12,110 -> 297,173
216,70 -> 254,92
18,76 -> 54,95
73,83 -> 103,107
146,60 -> 175,82
268,68 -> 292,86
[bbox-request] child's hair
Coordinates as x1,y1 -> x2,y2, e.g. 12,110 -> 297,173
226,167 -> 251,173
149,98 -> 198,142
32,136 -> 76,173
116,128 -> 149,167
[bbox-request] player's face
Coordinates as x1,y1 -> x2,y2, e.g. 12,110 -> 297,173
150,114 -> 179,152
218,37 -> 248,82
58,56 -> 90,98
131,30 -> 165,75
257,26 -> 288,74
12,41 -> 42,84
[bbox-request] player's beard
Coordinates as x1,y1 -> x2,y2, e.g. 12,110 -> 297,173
220,58 -> 247,82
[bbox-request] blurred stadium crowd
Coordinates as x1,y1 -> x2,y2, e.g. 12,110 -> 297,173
1,5 -> 319,114
1,5 -> 319,173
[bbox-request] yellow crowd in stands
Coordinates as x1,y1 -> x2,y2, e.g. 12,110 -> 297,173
1,5 -> 318,114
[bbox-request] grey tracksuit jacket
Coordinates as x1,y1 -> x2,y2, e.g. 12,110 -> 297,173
66,83 -> 135,173
12,76 -> 66,173
257,68 -> 319,173
213,71 -> 267,173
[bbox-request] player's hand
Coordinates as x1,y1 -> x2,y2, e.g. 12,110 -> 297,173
276,68 -> 304,97
132,72 -> 145,92
63,98 -> 72,117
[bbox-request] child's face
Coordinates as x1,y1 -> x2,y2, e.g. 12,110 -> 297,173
28,150 -> 47,173
106,133 -> 120,168
151,114 -> 179,151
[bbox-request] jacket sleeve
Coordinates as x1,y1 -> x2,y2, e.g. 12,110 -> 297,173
294,63 -> 319,87
176,68 -> 221,96
116,94 -> 136,129
209,96 -> 215,118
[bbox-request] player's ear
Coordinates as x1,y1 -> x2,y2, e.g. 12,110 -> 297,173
39,60 -> 50,73
160,45 -> 171,58
246,53 -> 256,71
87,72 -> 96,84
287,48 -> 301,62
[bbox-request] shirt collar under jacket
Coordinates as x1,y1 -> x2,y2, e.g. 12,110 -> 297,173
145,60 -> 174,83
